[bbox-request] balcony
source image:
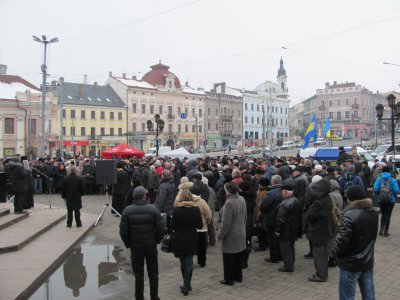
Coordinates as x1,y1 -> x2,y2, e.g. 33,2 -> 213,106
352,103 -> 359,109
167,114 -> 175,119
220,115 -> 233,122
319,106 -> 326,111
219,130 -> 232,136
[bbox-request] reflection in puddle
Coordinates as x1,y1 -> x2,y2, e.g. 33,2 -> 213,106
30,244 -> 130,299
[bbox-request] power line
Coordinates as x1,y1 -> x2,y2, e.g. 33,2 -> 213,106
63,0 -> 201,42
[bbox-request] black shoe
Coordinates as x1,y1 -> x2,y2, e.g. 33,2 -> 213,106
265,258 -> 279,263
220,280 -> 234,286
198,264 -> 205,268
308,274 -> 327,282
328,257 -> 337,267
234,278 -> 242,283
67,224 -> 72,228
304,253 -> 313,259
383,232 -> 390,237
379,230 -> 383,236
278,267 -> 294,272
77,224 -> 82,228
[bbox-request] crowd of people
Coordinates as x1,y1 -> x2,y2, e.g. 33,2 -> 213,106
1,145 -> 398,300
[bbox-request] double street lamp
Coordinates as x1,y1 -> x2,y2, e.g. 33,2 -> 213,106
33,35 -> 59,157
376,94 -> 400,159
147,114 -> 165,157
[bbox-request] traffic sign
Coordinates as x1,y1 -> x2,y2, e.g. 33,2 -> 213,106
180,113 -> 187,119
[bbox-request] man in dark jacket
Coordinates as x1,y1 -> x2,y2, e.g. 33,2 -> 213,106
260,174 -> 283,263
62,166 -> 84,227
112,161 -> 129,216
120,186 -> 164,300
292,166 -> 307,238
333,186 -> 378,300
186,159 -> 199,181
156,169 -> 176,232
7,157 -> 29,213
275,183 -> 300,272
191,172 -> 209,202
303,178 -> 333,282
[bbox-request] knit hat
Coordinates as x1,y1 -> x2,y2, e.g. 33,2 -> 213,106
312,175 -> 323,183
314,164 -> 323,172
346,186 -> 365,201
180,176 -> 189,184
258,177 -> 270,187
239,181 -> 251,191
154,160 -> 161,167
347,165 -> 355,174
192,173 -> 203,180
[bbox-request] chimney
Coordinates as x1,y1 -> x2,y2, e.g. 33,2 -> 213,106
221,82 -> 226,94
79,84 -> 84,98
0,64 -> 7,75
132,75 -> 137,80
94,82 -> 98,86
325,82 -> 329,88
185,81 -> 189,87
109,71 -> 113,77
333,81 -> 337,86
122,73 -> 126,79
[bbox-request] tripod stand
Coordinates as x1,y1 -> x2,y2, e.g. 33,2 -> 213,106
94,180 -> 120,227
32,167 -> 54,208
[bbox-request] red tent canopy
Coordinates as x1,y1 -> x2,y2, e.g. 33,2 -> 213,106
101,144 -> 145,159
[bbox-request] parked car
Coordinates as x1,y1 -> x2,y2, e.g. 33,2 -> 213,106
315,138 -> 326,145
329,135 -> 343,141
342,135 -> 352,140
265,144 -> 279,152
280,141 -> 295,150
244,146 -> 262,154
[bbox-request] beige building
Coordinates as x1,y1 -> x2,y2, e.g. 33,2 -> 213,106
289,101 -> 305,138
107,62 -> 206,151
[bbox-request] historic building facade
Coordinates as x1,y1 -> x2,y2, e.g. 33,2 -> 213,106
303,81 -> 381,138
107,62 -> 206,151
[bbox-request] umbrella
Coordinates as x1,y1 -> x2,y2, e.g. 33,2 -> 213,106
101,144 -> 145,159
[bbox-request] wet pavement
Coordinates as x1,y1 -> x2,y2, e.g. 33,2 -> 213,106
30,193 -> 400,300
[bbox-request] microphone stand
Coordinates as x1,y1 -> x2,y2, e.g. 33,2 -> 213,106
31,167 -> 53,209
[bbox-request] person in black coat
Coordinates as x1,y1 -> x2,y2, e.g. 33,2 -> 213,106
156,169 -> 176,232
7,158 -> 29,213
120,186 -> 164,300
275,184 -> 301,272
260,174 -> 283,263
303,178 -> 333,282
112,162 -> 129,216
62,166 -> 84,227
63,247 -> 87,297
172,189 -> 203,296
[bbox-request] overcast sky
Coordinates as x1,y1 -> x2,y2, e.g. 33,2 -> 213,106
1,0 -> 399,105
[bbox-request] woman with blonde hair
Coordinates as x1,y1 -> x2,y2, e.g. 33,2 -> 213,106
171,189 -> 203,296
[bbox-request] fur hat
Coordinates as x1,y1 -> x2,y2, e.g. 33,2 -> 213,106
346,186 -> 365,201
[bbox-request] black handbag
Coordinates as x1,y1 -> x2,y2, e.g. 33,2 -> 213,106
160,233 -> 172,253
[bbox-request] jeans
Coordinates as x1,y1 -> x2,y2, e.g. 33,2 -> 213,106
179,255 -> 193,270
339,268 -> 375,300
33,178 -> 42,193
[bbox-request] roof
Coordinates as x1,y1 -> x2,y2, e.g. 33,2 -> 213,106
0,75 -> 40,91
114,77 -> 155,90
0,82 -> 39,100
142,63 -> 181,88
55,82 -> 126,108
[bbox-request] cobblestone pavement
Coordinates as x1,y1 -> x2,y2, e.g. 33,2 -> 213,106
34,194 -> 400,300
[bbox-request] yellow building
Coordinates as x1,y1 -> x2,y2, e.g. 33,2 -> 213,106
50,81 -> 127,157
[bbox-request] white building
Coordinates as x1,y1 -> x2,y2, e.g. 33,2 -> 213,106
244,57 -> 290,145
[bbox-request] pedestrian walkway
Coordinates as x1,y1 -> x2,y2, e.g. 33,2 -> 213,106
31,194 -> 400,300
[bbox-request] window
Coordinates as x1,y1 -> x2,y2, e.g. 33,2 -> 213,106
199,125 -> 202,133
132,123 -> 137,132
178,107 -> 182,115
100,127 -> 105,136
4,118 -> 14,134
251,117 -> 254,124
142,104 -> 145,114
245,103 -> 248,110
79,127 -> 85,136
353,111 -> 359,118
280,119 -> 283,125
280,107 -> 283,114
251,104 -> 254,111
346,98 -> 349,105
62,109 -> 66,118
192,125 -> 196,133
185,107 -> 188,114
101,111 -> 105,119
285,108 -> 288,114
159,105 -> 162,114
150,105 -> 154,114
245,116 -> 248,123
337,99 -> 341,106
62,127 -> 66,136
110,112 -> 114,120
329,112 -> 333,119
257,117 -> 259,124
70,126 -> 75,136
185,125 -> 189,133
142,123 -> 146,132
329,100 -> 332,106
216,123 -> 219,130
29,119 -> 37,135
215,108 -> 218,116
81,110 -> 86,118
118,112 -> 122,120
192,108 -> 195,116
91,111 -> 96,119
208,122 -> 210,130
354,98 -> 358,104
90,127 -> 95,138
208,108 -> 210,115
178,124 -> 181,132
110,128 -> 114,136
118,128 -> 122,136
199,109 -> 202,117
255,132 -> 259,139
71,110 -> 75,118
257,105 -> 259,111
168,124 -> 172,132
168,106 -> 173,116
132,103 -> 137,113
337,112 -> 342,120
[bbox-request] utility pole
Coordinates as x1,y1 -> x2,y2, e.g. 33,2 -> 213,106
195,114 -> 199,151
268,89 -> 273,156
27,89 -> 32,158
59,77 -> 64,160
262,102 -> 266,157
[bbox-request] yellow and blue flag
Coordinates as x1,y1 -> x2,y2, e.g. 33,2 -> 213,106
324,116 -> 331,139
302,114 -> 317,149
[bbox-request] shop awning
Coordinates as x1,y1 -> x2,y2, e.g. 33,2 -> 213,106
63,141 -> 89,146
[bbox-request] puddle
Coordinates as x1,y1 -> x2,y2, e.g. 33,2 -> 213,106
29,243 -> 132,299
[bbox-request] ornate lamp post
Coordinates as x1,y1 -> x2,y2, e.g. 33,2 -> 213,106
147,114 -> 165,157
376,94 -> 400,160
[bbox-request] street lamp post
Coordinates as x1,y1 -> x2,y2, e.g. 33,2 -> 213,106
33,35 -> 59,157
376,94 -> 400,161
147,114 -> 165,157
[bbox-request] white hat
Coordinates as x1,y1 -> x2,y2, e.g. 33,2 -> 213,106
312,175 -> 323,183
314,164 -> 323,171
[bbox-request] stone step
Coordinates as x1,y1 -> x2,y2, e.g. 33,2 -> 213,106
0,211 -> 29,230
0,206 -> 66,254
0,207 -> 10,217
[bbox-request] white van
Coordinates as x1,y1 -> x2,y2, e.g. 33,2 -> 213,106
280,141 -> 295,150
145,146 -> 172,157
